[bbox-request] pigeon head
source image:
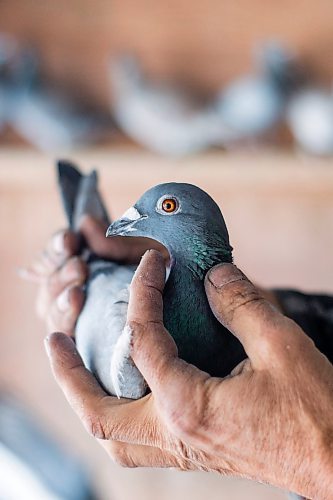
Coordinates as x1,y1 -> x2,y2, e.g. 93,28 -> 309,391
106,182 -> 232,277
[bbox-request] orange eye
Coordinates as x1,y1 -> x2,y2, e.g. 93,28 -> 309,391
162,198 -> 177,213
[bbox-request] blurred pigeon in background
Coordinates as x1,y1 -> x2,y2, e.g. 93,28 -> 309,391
215,41 -> 299,139
108,42 -> 300,155
2,32 -> 332,157
0,33 -> 113,151
287,87 -> 333,156
109,56 -> 233,156
0,392 -> 96,500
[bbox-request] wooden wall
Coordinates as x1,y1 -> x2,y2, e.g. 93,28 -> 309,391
0,0 -> 333,111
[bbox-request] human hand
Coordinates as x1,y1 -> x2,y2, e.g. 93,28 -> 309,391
46,250 -> 333,499
21,215 -> 167,334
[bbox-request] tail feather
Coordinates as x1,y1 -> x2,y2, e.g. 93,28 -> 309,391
57,160 -> 82,228
57,160 -> 110,231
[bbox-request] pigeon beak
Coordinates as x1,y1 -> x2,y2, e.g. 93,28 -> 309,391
106,206 -> 148,237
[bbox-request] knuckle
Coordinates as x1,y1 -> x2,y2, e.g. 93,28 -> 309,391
126,319 -> 143,332
50,286 -> 84,333
125,320 -> 145,346
62,257 -> 87,282
170,412 -> 198,439
221,282 -> 263,326
167,383 -> 210,440
169,403 -> 203,439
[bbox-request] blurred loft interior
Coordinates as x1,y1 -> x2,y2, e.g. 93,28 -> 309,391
0,1 -> 333,500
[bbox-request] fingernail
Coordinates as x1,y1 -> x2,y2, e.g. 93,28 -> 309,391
44,336 -> 51,357
207,263 -> 244,289
57,288 -> 70,311
53,232 -> 65,254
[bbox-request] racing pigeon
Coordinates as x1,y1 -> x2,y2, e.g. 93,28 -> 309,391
57,161 -> 245,399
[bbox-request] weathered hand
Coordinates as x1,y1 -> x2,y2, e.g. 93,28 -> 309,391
46,250 -> 333,499
21,216 -> 167,334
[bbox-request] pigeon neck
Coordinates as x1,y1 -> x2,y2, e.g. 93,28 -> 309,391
168,237 -> 232,280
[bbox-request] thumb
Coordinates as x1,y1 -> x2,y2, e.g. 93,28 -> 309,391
205,263 -> 294,368
78,215 -> 113,258
79,215 -> 168,264
79,215 -> 137,261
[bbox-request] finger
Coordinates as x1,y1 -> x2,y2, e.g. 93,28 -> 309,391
36,257 -> 87,322
21,230 -> 80,281
127,249 -> 166,325
127,251 -> 211,441
47,286 -> 85,335
46,230 -> 80,266
46,333 -> 164,446
127,249 -> 185,382
204,263 -> 301,367
79,216 -> 114,258
21,250 -> 56,280
46,332 -> 108,423
17,266 -> 44,283
39,230 -> 80,274
47,257 -> 87,299
80,215 -> 169,264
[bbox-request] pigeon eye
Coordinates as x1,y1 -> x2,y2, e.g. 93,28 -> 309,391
156,195 -> 180,215
162,198 -> 177,213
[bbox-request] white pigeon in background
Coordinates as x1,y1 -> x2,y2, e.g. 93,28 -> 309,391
287,88 -> 333,156
215,41 -> 297,137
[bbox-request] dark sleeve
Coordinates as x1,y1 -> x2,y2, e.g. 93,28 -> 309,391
274,289 -> 333,364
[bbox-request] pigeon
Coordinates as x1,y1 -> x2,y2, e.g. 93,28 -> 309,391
0,33 -> 113,151
57,161 -> 245,399
215,41 -> 298,138
106,182 -> 246,377
109,56 -> 232,156
286,88 -> 333,156
0,393 -> 96,500
108,43 -> 300,156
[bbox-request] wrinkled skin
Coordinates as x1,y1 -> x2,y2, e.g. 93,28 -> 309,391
24,216 -> 333,499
